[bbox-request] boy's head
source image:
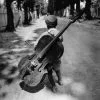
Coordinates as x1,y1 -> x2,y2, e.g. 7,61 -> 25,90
45,15 -> 57,29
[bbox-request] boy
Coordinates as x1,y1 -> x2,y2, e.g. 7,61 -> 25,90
34,15 -> 64,92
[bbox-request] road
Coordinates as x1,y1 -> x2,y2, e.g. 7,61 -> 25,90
0,17 -> 100,100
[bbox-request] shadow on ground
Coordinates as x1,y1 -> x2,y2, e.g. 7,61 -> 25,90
0,31 -> 35,99
34,28 -> 47,35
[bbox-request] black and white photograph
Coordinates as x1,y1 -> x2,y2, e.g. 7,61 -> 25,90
0,0 -> 100,100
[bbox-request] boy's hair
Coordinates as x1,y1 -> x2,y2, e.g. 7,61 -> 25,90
45,15 -> 57,29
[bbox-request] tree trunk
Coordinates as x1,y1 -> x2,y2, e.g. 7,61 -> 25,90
6,0 -> 15,32
47,0 -> 55,14
76,0 -> 80,15
23,6 -> 29,25
23,1 -> 32,25
85,0 -> 92,20
70,0 -> 75,16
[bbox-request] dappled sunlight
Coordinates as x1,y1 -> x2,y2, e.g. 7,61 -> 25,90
0,19 -> 48,100
62,77 -> 74,85
16,85 -> 78,100
15,27 -> 39,41
70,82 -> 87,96
61,77 -> 87,97
34,28 -> 47,35
0,0 -> 4,5
15,76 -> 87,100
0,27 -> 39,100
15,17 -> 47,41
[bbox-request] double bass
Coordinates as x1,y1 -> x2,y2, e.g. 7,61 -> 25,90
18,9 -> 85,89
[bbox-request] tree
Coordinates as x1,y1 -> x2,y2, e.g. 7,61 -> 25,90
4,0 -> 35,32
47,0 -> 55,14
40,0 -> 48,15
23,0 -> 35,25
70,0 -> 81,17
85,0 -> 92,19
47,0 -> 79,15
47,0 -> 69,14
35,0 -> 45,17
17,0 -> 35,25
47,0 -> 92,19
5,0 -> 15,32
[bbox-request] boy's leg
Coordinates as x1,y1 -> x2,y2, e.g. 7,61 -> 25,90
48,69 -> 55,86
53,60 -> 63,85
55,70 -> 63,85
48,69 -> 57,92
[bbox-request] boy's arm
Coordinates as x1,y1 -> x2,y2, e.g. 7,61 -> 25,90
34,32 -> 47,48
59,35 -> 63,42
34,35 -> 43,48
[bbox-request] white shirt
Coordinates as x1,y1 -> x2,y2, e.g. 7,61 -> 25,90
34,28 -> 63,48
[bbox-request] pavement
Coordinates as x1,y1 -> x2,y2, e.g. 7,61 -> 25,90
15,17 -> 47,41
0,16 -> 100,100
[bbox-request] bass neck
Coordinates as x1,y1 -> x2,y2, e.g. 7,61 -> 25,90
33,9 -> 85,60
39,20 -> 73,58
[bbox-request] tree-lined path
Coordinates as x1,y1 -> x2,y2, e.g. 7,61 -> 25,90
0,16 -> 100,100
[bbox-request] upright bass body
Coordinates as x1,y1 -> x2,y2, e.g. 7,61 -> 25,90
18,34 -> 64,87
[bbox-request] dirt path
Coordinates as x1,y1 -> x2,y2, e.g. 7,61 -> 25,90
61,19 -> 100,100
0,17 -> 100,100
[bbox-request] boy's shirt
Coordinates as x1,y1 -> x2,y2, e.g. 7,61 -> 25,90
34,28 -> 63,48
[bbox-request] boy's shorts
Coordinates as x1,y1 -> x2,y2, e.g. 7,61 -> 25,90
46,59 -> 61,71
52,59 -> 61,71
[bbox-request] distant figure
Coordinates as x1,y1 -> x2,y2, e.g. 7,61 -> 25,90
63,7 -> 70,17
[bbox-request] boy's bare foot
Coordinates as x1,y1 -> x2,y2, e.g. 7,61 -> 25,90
57,80 -> 63,86
52,86 -> 58,93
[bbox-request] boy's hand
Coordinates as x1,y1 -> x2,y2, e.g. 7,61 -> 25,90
59,36 -> 63,42
25,40 -> 34,48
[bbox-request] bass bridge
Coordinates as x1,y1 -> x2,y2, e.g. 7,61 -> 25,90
30,60 -> 42,71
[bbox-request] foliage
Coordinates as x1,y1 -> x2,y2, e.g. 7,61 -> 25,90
17,0 -> 35,11
54,0 -> 70,11
34,0 -> 48,15
48,0 -> 70,13
34,0 -> 44,6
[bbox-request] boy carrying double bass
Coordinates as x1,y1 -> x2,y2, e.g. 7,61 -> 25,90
34,15 -> 64,92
